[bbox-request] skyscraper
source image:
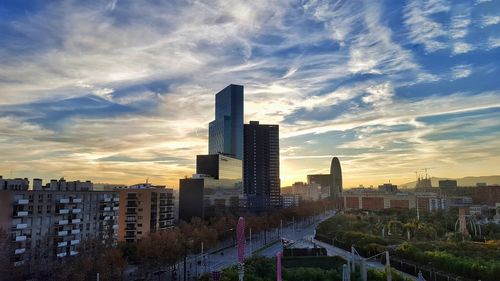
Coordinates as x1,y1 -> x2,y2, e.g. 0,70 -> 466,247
243,121 -> 280,211
330,157 -> 343,197
208,84 -> 244,160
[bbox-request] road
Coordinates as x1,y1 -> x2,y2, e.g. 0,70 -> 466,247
131,210 -> 417,280
174,211 -> 334,280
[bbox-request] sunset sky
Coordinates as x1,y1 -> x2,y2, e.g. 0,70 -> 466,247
1,0 -> 499,188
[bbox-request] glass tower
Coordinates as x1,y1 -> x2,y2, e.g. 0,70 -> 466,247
208,84 -> 244,160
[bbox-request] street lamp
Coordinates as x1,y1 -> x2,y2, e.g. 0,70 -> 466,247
182,239 -> 194,281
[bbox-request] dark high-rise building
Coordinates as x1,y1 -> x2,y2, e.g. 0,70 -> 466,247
196,154 -> 242,182
243,121 -> 280,211
208,84 -> 244,160
439,180 -> 457,188
178,178 -> 204,222
330,157 -> 343,197
179,154 -> 243,222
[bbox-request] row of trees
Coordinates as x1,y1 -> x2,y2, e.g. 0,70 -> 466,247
1,199 -> 336,281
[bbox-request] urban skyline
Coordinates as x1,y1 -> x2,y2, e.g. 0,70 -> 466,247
0,1 -> 499,188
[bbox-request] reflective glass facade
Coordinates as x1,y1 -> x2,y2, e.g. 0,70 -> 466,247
208,84 -> 244,160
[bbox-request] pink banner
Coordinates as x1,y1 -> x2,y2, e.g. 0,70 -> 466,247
237,217 -> 245,263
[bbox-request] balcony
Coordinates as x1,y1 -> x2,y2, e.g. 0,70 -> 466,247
58,230 -> 68,236
71,219 -> 81,224
113,197 -> 120,202
16,199 -> 29,205
57,252 -> 67,258
16,211 -> 28,217
15,235 -> 27,242
15,223 -> 28,229
104,197 -> 111,202
103,207 -> 111,212
113,206 -> 119,211
59,198 -> 70,204
70,251 -> 78,256
71,208 -> 81,214
14,248 -> 26,255
70,240 -> 80,245
112,224 -> 118,229
103,216 -> 111,221
72,198 -> 82,203
14,261 -> 25,267
58,220 -> 69,225
71,229 -> 80,235
58,209 -> 69,214
57,241 -> 67,247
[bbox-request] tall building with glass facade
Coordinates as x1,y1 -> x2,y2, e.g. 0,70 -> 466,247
208,84 -> 244,160
243,121 -> 281,211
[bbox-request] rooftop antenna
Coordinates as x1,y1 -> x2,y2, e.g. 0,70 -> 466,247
146,178 -> 149,184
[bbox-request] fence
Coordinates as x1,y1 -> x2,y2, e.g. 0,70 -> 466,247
314,234 -> 475,281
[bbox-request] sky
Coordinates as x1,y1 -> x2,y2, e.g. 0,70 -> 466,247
0,0 -> 499,188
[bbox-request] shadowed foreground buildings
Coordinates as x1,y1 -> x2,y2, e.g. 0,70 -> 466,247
0,177 -> 119,267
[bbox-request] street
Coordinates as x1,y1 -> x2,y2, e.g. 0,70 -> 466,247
128,210 -> 417,281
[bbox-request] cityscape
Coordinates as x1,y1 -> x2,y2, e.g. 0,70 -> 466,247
1,1 -> 500,281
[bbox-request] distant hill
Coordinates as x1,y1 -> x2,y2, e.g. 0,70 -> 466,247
400,175 -> 500,188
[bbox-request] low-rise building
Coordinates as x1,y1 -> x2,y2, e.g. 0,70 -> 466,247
342,191 -> 448,213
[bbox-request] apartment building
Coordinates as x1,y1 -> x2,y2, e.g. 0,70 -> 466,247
0,177 -> 119,267
117,183 -> 175,242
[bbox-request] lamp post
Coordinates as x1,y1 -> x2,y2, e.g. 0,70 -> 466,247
182,239 -> 193,281
237,217 -> 246,281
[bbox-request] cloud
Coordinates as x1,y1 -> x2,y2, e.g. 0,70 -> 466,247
487,37 -> 500,49
403,0 -> 450,52
480,15 -> 500,27
362,82 -> 394,107
450,64 -> 472,79
452,42 -> 474,54
0,0 -> 499,187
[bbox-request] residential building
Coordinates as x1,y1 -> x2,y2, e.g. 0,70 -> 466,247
208,84 -> 244,160
117,183 -> 174,243
0,177 -> 119,267
243,121 -> 280,211
282,194 -> 300,208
